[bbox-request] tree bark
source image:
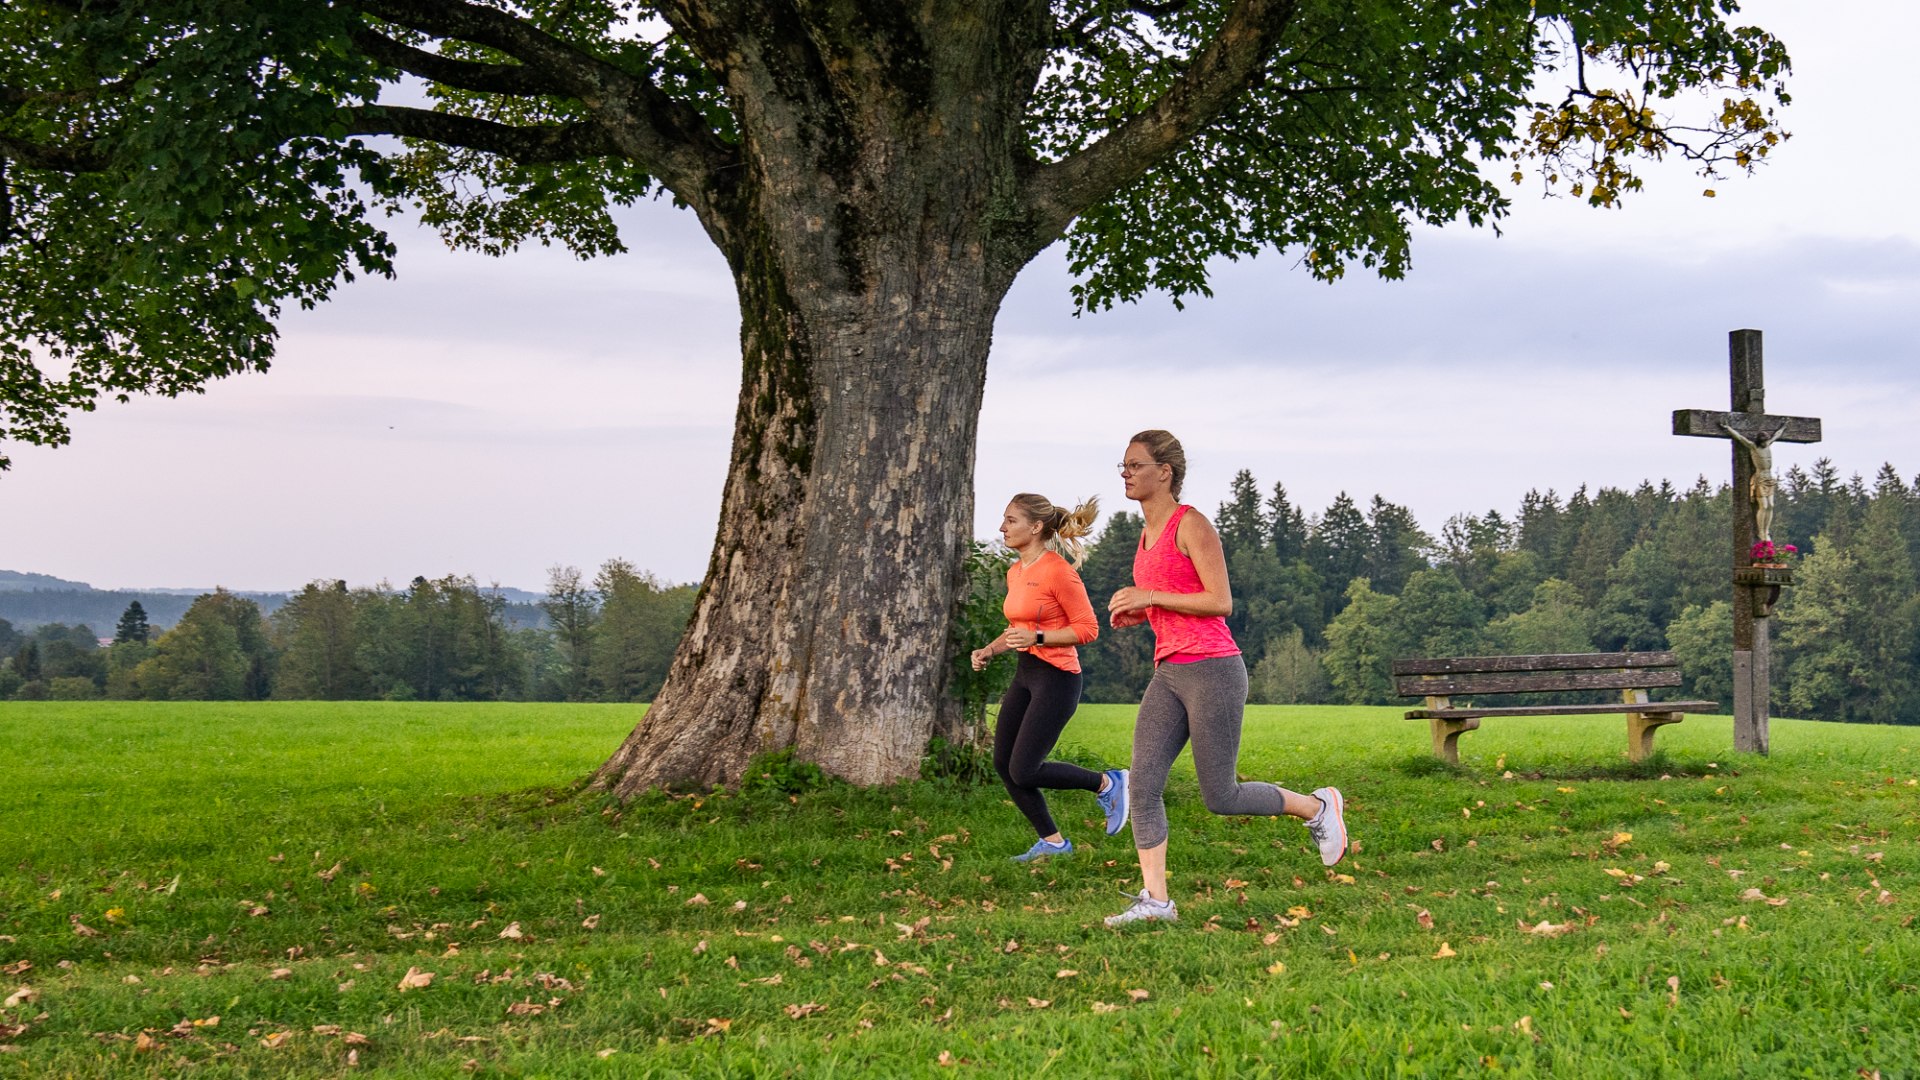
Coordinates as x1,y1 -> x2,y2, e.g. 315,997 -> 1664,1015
591,2 -> 1040,791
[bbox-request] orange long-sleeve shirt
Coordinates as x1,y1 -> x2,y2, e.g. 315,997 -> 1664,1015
1003,549 -> 1100,674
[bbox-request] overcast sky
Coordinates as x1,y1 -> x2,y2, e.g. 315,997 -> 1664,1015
5,0 -> 1916,593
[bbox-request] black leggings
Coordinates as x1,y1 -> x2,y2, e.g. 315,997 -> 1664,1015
994,652 -> 1102,838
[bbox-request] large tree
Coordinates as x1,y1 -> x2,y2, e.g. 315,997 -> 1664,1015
1,1 -> 1789,789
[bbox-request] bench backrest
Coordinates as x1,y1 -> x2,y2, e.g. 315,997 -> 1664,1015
1391,651 -> 1681,698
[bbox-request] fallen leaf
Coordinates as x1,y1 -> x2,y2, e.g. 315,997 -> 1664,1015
1026,997 -> 1051,1008
1667,975 -> 1680,1007
581,914 -> 601,930
1090,1001 -> 1120,1014
686,893 -> 710,907
1127,989 -> 1150,1002
260,1031 -> 294,1049
318,863 -> 342,882
505,1000 -> 545,1016
1432,942 -> 1457,960
1266,961 -> 1286,975
1520,920 -> 1572,937
597,1048 -> 619,1058
497,922 -> 524,940
1416,909 -> 1434,930
591,866 -> 607,877
69,915 -> 100,938
2,987 -> 36,1009
1055,969 -> 1079,979
270,968 -> 292,980
397,967 -> 435,991
784,1002 -> 825,1019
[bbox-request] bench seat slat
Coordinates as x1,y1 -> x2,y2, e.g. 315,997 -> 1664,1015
1393,669 -> 1684,697
1392,651 -> 1676,677
1406,701 -> 1720,721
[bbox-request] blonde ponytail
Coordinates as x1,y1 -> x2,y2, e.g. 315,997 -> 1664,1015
1010,493 -> 1101,569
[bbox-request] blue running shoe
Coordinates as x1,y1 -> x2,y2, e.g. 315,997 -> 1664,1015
1012,837 -> 1073,863
1096,768 -> 1130,836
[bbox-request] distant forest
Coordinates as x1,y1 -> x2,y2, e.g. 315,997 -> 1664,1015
6,457 -> 1917,723
0,564 -> 692,705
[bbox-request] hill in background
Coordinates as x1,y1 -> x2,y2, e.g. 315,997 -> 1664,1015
0,570 -> 548,632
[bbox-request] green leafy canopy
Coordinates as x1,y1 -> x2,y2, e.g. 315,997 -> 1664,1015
0,0 -> 1790,464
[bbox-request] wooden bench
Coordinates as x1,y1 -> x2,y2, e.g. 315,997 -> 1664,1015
1392,651 -> 1718,764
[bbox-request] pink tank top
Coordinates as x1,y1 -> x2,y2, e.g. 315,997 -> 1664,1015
1133,504 -> 1241,664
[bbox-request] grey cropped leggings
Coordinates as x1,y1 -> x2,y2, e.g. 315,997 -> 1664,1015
1130,655 -> 1286,849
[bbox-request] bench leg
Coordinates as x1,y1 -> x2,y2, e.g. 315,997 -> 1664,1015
1430,717 -> 1480,764
1626,712 -> 1682,761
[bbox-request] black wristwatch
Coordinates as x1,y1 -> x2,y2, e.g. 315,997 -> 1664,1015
1034,631 -> 1045,647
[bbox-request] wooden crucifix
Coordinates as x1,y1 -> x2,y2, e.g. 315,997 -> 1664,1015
1673,329 -> 1822,754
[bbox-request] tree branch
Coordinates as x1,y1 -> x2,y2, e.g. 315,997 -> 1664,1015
0,132 -> 110,173
348,25 -> 565,97
1025,0 -> 1299,247
345,104 -> 619,162
345,0 -> 735,211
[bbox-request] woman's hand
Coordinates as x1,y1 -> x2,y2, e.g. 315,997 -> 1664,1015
1003,626 -> 1039,650
969,647 -> 995,672
1108,587 -> 1155,617
1109,609 -> 1147,629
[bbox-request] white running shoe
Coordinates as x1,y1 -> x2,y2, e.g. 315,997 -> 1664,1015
1307,786 -> 1349,867
1104,889 -> 1178,927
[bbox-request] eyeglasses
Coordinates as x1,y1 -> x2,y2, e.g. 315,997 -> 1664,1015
1117,460 -> 1163,475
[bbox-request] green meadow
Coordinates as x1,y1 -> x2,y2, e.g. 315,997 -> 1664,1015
0,701 -> 1916,1078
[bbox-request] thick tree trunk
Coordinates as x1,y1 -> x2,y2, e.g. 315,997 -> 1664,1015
590,1 -> 1051,792
592,259 -> 1006,792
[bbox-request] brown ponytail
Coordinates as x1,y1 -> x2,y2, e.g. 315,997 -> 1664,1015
1009,493 -> 1102,568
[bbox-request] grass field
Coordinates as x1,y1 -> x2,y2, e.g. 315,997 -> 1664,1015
1,701 -> 1916,1078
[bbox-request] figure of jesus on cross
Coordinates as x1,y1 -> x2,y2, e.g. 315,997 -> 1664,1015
1673,329 -> 1822,754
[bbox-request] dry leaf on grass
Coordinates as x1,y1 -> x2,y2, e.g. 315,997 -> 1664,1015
581,914 -> 601,930
269,968 -> 292,980
2,987 -> 36,1009
1432,942 -> 1457,959
686,893 -> 710,907
1026,997 -> 1051,1008
1740,888 -> 1788,907
1266,961 -> 1286,975
784,1002 -> 825,1019
1090,1001 -> 1120,1014
1520,920 -> 1572,937
397,967 -> 434,991
1416,909 -> 1434,930
1055,969 -> 1078,979
497,922 -> 524,940
1127,989 -> 1150,1002
260,1031 -> 294,1049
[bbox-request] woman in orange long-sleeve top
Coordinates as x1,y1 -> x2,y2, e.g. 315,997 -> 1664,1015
971,493 -> 1129,861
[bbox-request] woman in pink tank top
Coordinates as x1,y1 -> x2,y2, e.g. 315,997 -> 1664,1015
1101,430 -> 1351,927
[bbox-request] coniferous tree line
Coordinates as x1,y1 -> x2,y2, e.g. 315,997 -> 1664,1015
5,461 -> 1914,722
0,563 -> 695,704
1062,459 -> 1920,724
